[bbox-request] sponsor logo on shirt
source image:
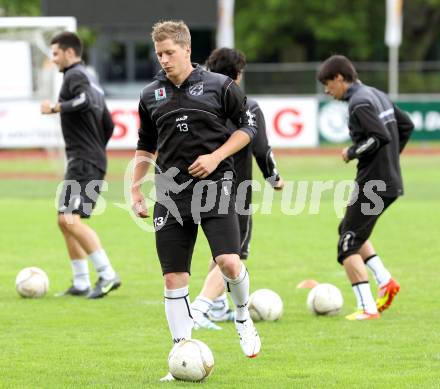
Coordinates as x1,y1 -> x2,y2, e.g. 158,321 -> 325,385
155,87 -> 167,100
189,82 -> 204,96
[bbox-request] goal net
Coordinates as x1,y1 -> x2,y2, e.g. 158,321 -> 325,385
0,17 -> 76,169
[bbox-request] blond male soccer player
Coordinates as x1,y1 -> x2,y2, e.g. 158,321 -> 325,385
191,48 -> 284,330
130,21 -> 261,380
41,32 -> 120,299
317,55 -> 413,320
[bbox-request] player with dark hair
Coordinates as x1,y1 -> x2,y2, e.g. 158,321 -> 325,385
191,47 -> 284,330
41,31 -> 120,299
130,21 -> 261,381
317,54 -> 414,320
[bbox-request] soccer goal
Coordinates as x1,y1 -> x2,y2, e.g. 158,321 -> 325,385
0,17 -> 76,167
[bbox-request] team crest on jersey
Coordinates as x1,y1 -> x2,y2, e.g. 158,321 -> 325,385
155,87 -> 167,100
189,82 -> 204,96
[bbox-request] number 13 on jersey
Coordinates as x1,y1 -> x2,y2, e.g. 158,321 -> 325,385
177,123 -> 189,132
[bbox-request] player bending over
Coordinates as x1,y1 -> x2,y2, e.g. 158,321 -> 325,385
191,47 -> 284,330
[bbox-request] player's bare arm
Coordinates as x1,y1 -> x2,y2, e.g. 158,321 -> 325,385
40,100 -> 60,114
273,177 -> 285,191
341,146 -> 350,163
188,130 -> 251,179
131,150 -> 156,218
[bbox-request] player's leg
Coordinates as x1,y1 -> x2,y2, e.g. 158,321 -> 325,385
341,253 -> 379,320
163,271 -> 192,342
215,253 -> 246,319
160,272 -> 192,383
216,253 -> 260,357
211,212 -> 252,321
58,213 -> 101,253
193,210 -> 247,325
198,261 -> 225,302
338,192 -> 379,320
359,198 -> 400,312
154,201 -> 196,380
202,212 -> 260,357
57,226 -> 91,295
206,210 -> 252,323
58,213 -> 120,298
191,181 -> 240,329
360,240 -> 392,286
191,262 -> 224,330
57,175 -> 92,295
58,164 -> 119,298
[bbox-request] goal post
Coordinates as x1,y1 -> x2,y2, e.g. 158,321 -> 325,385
0,17 -> 77,169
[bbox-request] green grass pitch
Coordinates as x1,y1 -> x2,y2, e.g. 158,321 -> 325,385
0,151 -> 439,388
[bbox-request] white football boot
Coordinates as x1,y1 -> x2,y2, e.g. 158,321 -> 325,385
159,372 -> 175,382
193,311 -> 222,330
235,317 -> 261,358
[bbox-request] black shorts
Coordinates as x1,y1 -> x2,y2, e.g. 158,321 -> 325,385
58,158 -> 105,219
154,180 -> 240,274
337,188 -> 397,264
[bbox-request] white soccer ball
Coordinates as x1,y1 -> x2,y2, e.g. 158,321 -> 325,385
307,283 -> 343,316
15,267 -> 49,298
168,339 -> 214,382
248,289 -> 283,322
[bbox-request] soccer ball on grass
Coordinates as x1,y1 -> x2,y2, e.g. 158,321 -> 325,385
15,267 -> 49,298
307,283 -> 343,316
168,339 -> 214,382
248,289 -> 283,321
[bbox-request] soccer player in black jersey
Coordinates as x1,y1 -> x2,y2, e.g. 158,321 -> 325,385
317,55 -> 414,320
130,21 -> 261,379
190,48 -> 284,330
41,32 -> 120,299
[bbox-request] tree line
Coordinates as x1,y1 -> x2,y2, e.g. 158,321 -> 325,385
1,0 -> 439,63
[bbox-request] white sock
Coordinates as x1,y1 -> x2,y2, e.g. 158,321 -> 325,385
210,293 -> 230,318
352,281 -> 378,313
70,259 -> 91,290
165,286 -> 193,344
191,296 -> 213,318
89,249 -> 116,280
222,263 -> 250,321
365,255 -> 392,287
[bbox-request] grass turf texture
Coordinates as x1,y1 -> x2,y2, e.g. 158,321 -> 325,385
0,151 -> 439,388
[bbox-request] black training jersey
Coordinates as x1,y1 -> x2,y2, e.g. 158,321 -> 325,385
233,98 -> 279,186
137,64 -> 257,198
58,62 -> 114,172
343,81 -> 414,196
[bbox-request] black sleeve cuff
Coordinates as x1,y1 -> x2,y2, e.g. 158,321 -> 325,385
266,174 -> 281,187
236,126 -> 256,140
136,141 -> 156,153
347,146 -> 357,160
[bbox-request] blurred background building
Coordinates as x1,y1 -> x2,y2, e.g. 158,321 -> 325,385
0,0 -> 438,96
41,0 -> 217,97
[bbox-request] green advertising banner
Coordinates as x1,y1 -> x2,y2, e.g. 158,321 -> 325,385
318,99 -> 440,143
397,101 -> 440,141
